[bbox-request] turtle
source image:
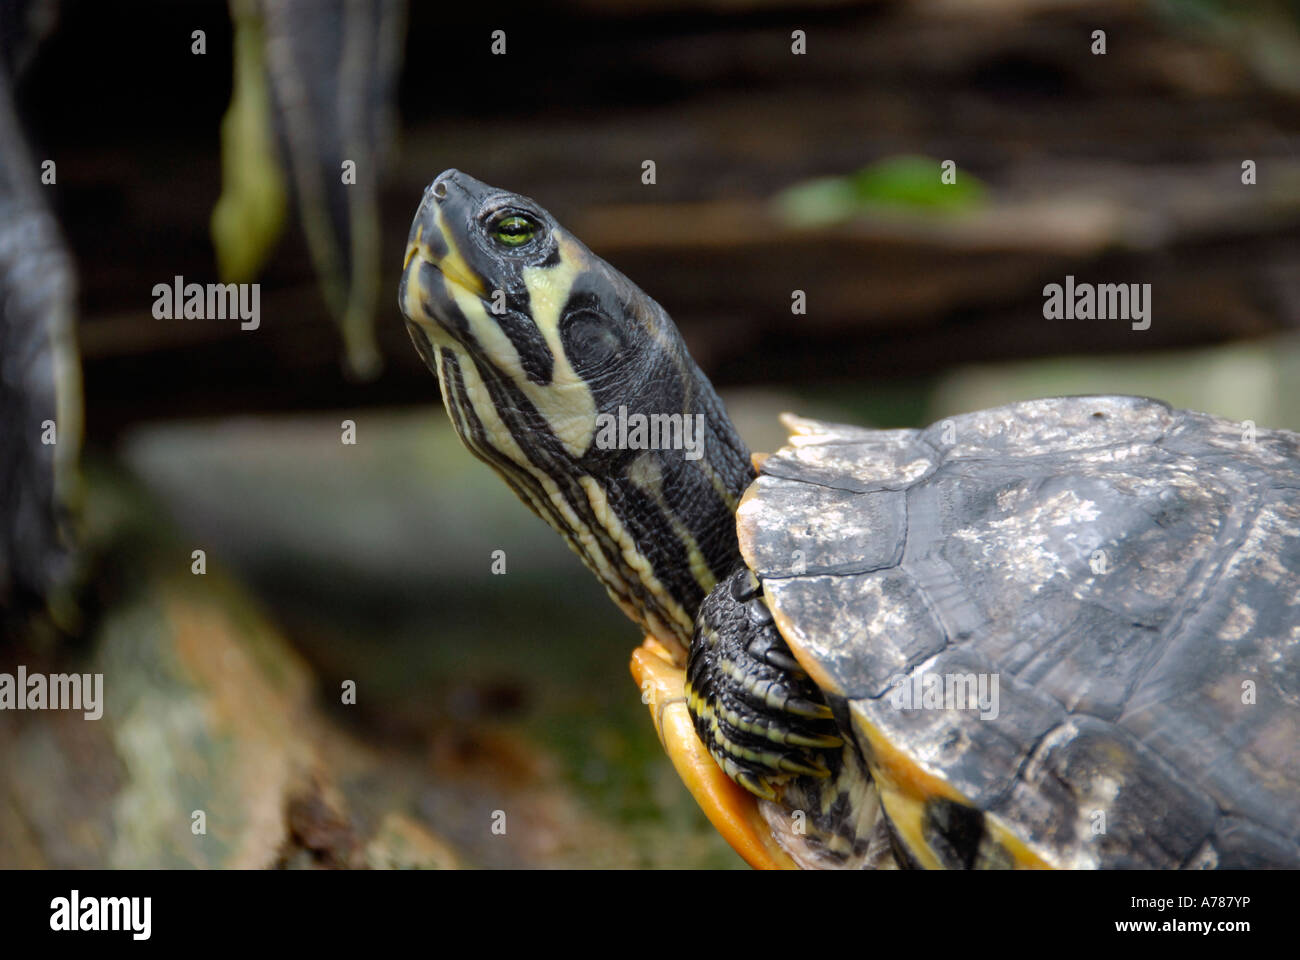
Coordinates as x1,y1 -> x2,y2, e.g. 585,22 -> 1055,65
0,0 -> 83,637
397,169 -> 1300,870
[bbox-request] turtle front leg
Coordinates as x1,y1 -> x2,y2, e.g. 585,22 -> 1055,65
685,568 -> 844,800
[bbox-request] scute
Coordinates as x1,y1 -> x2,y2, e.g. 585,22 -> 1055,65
739,396 -> 1300,867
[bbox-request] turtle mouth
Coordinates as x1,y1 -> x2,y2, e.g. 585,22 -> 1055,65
398,234 -> 491,352
400,235 -> 488,335
398,172 -> 493,338
403,238 -> 487,304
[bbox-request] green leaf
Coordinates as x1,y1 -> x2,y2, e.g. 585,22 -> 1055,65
773,155 -> 988,227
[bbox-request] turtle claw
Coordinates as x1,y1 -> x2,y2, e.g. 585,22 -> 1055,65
777,755 -> 833,778
785,697 -> 836,721
735,771 -> 778,802
787,729 -> 844,750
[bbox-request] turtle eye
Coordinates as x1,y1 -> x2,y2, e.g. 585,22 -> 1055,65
491,214 -> 537,248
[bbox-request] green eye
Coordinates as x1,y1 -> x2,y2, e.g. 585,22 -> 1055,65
493,215 -> 537,247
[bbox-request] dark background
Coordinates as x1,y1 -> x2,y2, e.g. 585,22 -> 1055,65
15,0 -> 1299,435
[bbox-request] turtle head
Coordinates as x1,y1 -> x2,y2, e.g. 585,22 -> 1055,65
398,168 -> 650,417
399,170 -> 754,657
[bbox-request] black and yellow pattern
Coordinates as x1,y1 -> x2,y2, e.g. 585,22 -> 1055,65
398,171 -> 896,870
399,170 -> 753,659
686,568 -> 842,799
396,171 -> 1062,871
400,171 -> 1300,871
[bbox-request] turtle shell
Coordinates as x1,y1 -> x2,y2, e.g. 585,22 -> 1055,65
736,395 -> 1300,869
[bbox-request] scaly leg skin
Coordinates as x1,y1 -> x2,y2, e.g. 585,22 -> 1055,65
686,568 -> 843,799
687,567 -> 893,867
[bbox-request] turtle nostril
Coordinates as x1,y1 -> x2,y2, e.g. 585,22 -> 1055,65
430,168 -> 460,201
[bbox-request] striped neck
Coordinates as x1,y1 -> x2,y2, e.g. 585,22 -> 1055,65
398,169 -> 754,658
410,318 -> 753,660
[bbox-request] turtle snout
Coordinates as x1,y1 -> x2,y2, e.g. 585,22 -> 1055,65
426,168 -> 495,209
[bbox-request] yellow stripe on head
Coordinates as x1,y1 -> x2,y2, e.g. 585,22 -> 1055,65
398,169 -> 756,653
440,235 -> 597,459
431,203 -> 486,299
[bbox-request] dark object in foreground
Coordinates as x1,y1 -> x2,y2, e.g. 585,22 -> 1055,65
0,3 -> 82,638
398,169 -> 1300,870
